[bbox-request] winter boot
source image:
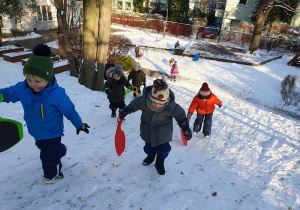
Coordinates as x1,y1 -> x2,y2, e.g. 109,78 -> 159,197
155,158 -> 165,175
111,109 -> 116,118
44,178 -> 56,184
142,156 -> 155,166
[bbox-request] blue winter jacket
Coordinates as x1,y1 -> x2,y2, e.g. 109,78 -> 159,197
0,77 -> 83,140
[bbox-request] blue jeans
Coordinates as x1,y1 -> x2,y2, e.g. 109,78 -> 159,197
35,137 -> 67,179
143,142 -> 171,159
193,112 -> 213,136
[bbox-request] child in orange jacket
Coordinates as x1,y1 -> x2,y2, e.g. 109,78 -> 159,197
187,82 -> 222,138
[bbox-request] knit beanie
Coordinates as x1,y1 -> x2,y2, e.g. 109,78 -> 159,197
112,64 -> 124,77
199,82 -> 211,99
23,44 -> 53,82
134,62 -> 141,69
150,79 -> 170,104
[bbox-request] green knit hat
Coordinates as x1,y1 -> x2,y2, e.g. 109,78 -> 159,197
23,44 -> 54,82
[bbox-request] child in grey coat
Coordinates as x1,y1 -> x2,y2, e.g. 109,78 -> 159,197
119,79 -> 192,175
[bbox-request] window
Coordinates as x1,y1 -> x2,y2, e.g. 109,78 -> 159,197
216,2 -> 226,10
117,1 -> 123,9
37,5 -> 53,21
125,2 -> 131,10
239,0 -> 247,4
48,6 -> 52,20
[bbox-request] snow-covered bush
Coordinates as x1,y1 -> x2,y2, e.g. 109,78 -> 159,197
281,75 -> 299,105
272,22 -> 290,34
107,34 -> 132,64
238,20 -> 254,32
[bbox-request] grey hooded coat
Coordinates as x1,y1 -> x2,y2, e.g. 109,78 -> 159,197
129,86 -> 186,147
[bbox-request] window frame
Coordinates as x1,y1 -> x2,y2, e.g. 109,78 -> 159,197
239,0 -> 247,5
37,5 -> 53,21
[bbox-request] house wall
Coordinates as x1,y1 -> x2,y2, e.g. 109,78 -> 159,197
2,0 -> 81,34
2,0 -> 58,33
221,0 -> 300,30
189,0 -> 201,10
221,0 -> 257,30
290,2 -> 300,27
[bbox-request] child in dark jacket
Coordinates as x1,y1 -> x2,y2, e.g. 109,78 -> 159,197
187,82 -> 222,139
104,64 -> 132,118
0,44 -> 89,184
127,62 -> 146,97
119,79 -> 192,175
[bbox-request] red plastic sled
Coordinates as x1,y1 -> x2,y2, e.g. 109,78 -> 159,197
180,118 -> 190,146
115,117 -> 125,156
180,129 -> 188,146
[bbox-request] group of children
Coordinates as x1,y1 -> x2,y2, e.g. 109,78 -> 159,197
0,44 -> 222,183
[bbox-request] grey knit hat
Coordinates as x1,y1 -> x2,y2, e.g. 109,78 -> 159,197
112,64 -> 124,77
134,62 -> 141,68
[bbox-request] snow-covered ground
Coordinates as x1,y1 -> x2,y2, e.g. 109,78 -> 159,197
0,24 -> 299,210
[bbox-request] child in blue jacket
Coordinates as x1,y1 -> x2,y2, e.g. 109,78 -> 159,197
0,44 -> 89,184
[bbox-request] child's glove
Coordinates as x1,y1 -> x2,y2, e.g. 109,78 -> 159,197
76,123 -> 90,134
182,127 -> 192,140
218,104 -> 222,108
187,112 -> 193,120
105,89 -> 111,95
178,117 -> 192,140
0,93 -> 3,103
119,105 -> 135,120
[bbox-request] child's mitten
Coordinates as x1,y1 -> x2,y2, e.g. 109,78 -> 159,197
187,112 -> 193,120
119,105 -> 135,120
76,123 -> 90,134
105,89 -> 111,95
178,117 -> 192,140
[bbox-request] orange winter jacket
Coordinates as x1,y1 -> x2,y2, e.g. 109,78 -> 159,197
188,92 -> 222,115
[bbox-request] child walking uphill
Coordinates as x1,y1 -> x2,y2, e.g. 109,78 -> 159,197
119,79 -> 192,175
104,64 -> 132,118
127,62 -> 146,97
0,44 -> 89,184
187,82 -> 222,139
170,61 -> 179,81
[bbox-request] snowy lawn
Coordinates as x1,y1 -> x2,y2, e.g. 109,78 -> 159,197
0,25 -> 299,210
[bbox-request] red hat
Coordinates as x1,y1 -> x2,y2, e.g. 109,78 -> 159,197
199,82 -> 211,99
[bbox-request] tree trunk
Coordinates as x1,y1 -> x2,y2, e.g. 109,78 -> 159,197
78,0 -> 98,89
0,22 -> 2,47
62,0 -> 77,77
249,0 -> 274,54
93,0 -> 112,91
287,51 -> 300,66
54,0 -> 76,76
54,0 -> 68,59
